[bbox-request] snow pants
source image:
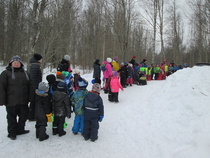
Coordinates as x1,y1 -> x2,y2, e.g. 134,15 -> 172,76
72,115 -> 84,134
53,116 -> 65,135
6,104 -> 29,137
83,110 -> 99,141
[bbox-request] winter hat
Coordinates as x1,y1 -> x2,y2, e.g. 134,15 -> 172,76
78,77 -> 88,88
62,71 -> 71,78
114,56 -> 119,61
64,55 -> 70,61
142,59 -> 147,62
68,67 -> 72,73
56,71 -> 65,80
124,62 -> 128,66
74,69 -> 80,74
113,71 -> 118,77
106,57 -> 112,63
9,55 -> 29,80
57,82 -> 67,92
34,53 -> 42,61
133,56 -> 136,59
92,83 -> 101,93
95,59 -> 100,63
10,55 -> 24,66
46,74 -> 56,84
38,82 -> 49,92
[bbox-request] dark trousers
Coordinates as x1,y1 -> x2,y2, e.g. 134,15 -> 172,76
53,116 -> 65,135
120,75 -> 127,87
83,119 -> 99,140
6,104 -> 29,137
94,77 -> 101,85
108,92 -> 119,102
35,113 -> 48,139
28,89 -> 36,120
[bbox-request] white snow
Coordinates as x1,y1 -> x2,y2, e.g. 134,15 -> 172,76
0,65 -> 210,158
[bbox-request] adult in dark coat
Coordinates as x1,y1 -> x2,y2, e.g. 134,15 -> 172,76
118,62 -> 128,88
130,56 -> 137,66
0,55 -> 30,140
57,55 -> 71,72
93,59 -> 101,84
28,53 -> 43,121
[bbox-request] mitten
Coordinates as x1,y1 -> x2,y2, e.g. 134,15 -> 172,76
99,115 -> 104,122
46,113 -> 53,122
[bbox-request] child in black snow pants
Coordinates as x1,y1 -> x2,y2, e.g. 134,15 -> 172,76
83,83 -> 104,142
35,82 -> 52,141
52,82 -> 71,136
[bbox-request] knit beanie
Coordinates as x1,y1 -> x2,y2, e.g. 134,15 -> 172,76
95,59 -> 100,63
107,57 -> 112,63
78,77 -> 88,88
10,55 -> 24,66
57,82 -> 67,92
34,53 -> 42,61
114,56 -> 118,61
38,82 -> 49,92
46,74 -> 56,84
92,83 -> 101,93
64,55 -> 70,61
56,71 -> 65,80
113,71 -> 118,77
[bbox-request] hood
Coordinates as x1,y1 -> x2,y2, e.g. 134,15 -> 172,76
29,57 -> 40,64
86,91 -> 99,103
52,91 -> 67,102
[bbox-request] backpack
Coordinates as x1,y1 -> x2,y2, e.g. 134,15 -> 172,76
57,63 -> 64,71
101,64 -> 107,72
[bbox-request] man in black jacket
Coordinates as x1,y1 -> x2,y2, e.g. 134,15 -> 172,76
28,53 -> 43,121
0,55 -> 30,140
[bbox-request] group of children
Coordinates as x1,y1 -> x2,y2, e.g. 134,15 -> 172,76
35,68 -> 104,142
100,57 -> 188,104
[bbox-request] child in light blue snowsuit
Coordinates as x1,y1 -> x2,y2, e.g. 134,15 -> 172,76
71,77 -> 89,134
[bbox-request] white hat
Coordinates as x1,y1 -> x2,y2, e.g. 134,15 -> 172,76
64,55 -> 70,61
106,57 -> 112,63
74,69 -> 80,74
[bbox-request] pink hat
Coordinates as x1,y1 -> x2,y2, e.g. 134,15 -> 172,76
114,56 -> 118,61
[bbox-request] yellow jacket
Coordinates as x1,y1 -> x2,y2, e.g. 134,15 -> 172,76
111,61 -> 120,71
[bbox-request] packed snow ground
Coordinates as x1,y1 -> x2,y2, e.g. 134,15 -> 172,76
0,65 -> 210,158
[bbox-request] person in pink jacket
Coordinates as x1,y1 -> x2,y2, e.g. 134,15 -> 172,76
109,71 -> 124,103
102,57 -> 113,93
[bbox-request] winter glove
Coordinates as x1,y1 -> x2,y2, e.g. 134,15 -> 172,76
99,116 -> 104,122
46,113 -> 53,122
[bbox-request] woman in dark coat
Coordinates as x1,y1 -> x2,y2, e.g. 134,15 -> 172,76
28,53 -> 43,121
93,59 -> 101,84
0,55 -> 30,140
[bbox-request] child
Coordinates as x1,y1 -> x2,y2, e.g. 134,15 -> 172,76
73,69 -> 81,91
52,82 -> 71,136
118,62 -> 128,88
109,71 -> 124,102
35,82 -> 52,141
126,63 -> 134,86
71,77 -> 89,135
83,83 -> 104,142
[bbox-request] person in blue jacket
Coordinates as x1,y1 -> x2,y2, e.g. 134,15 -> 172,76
83,83 -> 104,142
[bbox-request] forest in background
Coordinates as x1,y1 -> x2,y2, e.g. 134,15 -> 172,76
0,0 -> 209,71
